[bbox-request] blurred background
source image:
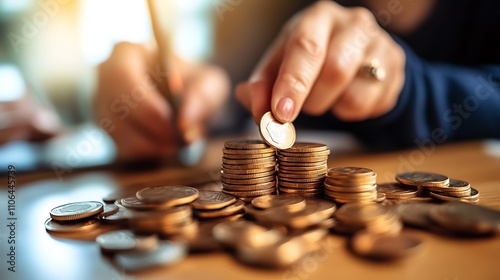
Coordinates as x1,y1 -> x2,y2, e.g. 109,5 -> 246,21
0,0 -> 218,172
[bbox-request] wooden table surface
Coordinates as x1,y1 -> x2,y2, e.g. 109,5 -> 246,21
1,138 -> 500,280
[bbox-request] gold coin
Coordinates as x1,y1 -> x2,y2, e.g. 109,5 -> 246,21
396,172 -> 449,187
335,203 -> 391,225
259,111 -> 296,150
277,172 -> 326,180
328,167 -> 374,177
351,231 -> 423,259
129,206 -> 192,227
50,201 -> 104,222
324,182 -> 377,193
224,152 -> 276,159
278,168 -> 327,176
429,202 -> 500,235
431,188 -> 471,198
221,170 -> 276,180
278,177 -> 324,183
45,218 -> 99,233
281,142 -> 329,153
224,140 -> 270,150
223,147 -> 275,155
221,175 -> 276,185
278,155 -> 329,163
222,156 -> 276,165
255,202 -> 333,229
279,161 -> 327,167
279,164 -> 328,172
278,149 -> 331,157
222,187 -> 276,198
136,186 -> 199,206
121,196 -> 170,210
376,182 -> 419,199
222,180 -> 276,191
278,187 -> 322,194
278,180 -> 324,189
221,167 -> 276,175
212,220 -> 283,248
195,199 -> 245,219
221,162 -> 277,170
326,174 -> 377,184
251,194 -> 306,212
191,191 -> 237,210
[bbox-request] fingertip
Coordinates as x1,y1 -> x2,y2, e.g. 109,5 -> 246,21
274,97 -> 295,123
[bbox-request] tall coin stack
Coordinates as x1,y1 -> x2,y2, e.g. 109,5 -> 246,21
277,143 -> 330,198
221,140 -> 277,202
324,167 -> 378,203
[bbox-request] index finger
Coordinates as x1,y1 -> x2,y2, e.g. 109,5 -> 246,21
271,3 -> 335,123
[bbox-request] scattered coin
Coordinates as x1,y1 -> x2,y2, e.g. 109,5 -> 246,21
50,201 -> 103,221
396,172 -> 449,188
195,199 -> 245,219
429,202 -> 500,235
115,241 -> 187,271
251,194 -> 306,212
98,204 -> 119,219
351,231 -> 423,259
96,230 -> 159,253
191,191 -> 237,210
259,111 -> 296,150
136,186 -> 199,206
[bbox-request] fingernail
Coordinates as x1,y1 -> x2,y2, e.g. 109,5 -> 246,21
276,97 -> 295,123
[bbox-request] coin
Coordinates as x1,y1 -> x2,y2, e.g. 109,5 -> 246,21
328,167 -> 374,177
377,182 -> 419,199
282,143 -> 329,153
427,178 -> 470,192
221,175 -> 276,185
222,156 -> 276,165
220,167 -> 276,175
213,220 -> 282,248
278,155 -> 329,163
224,140 -> 270,150
115,241 -> 187,271
224,152 -> 276,159
429,187 -> 479,203
96,230 -> 159,253
221,169 -> 276,179
222,162 -> 277,170
50,201 -> 103,221
222,187 -> 276,198
429,202 -> 500,235
396,203 -> 443,230
351,231 -> 423,259
98,204 -> 119,219
195,199 -> 245,219
396,172 -> 449,187
251,194 -> 306,212
223,147 -> 275,155
44,218 -> 99,233
335,203 -> 392,225
259,111 -> 296,150
236,235 -> 306,267
278,150 -> 331,157
191,191 -> 236,210
136,186 -> 199,206
222,180 -> 277,191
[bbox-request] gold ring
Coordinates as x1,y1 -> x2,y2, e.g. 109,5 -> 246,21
360,58 -> 386,81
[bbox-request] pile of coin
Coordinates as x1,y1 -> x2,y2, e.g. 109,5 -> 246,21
192,190 -> 245,219
376,172 -> 479,204
218,194 -> 335,267
277,143 -> 329,197
324,167 -> 379,203
220,140 -> 277,201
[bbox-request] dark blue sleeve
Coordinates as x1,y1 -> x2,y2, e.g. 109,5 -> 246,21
328,39 -> 500,150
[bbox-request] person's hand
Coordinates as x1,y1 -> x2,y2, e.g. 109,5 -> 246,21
236,1 -> 405,124
0,95 -> 62,145
93,42 -> 230,161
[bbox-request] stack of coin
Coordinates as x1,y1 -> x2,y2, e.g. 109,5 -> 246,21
45,201 -> 104,234
221,140 -> 277,201
121,185 -> 199,237
324,167 -> 378,203
377,182 -> 419,201
277,143 -> 329,197
395,172 -> 479,203
333,203 -> 402,235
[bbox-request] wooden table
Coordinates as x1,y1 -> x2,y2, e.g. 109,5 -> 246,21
1,138 -> 500,280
